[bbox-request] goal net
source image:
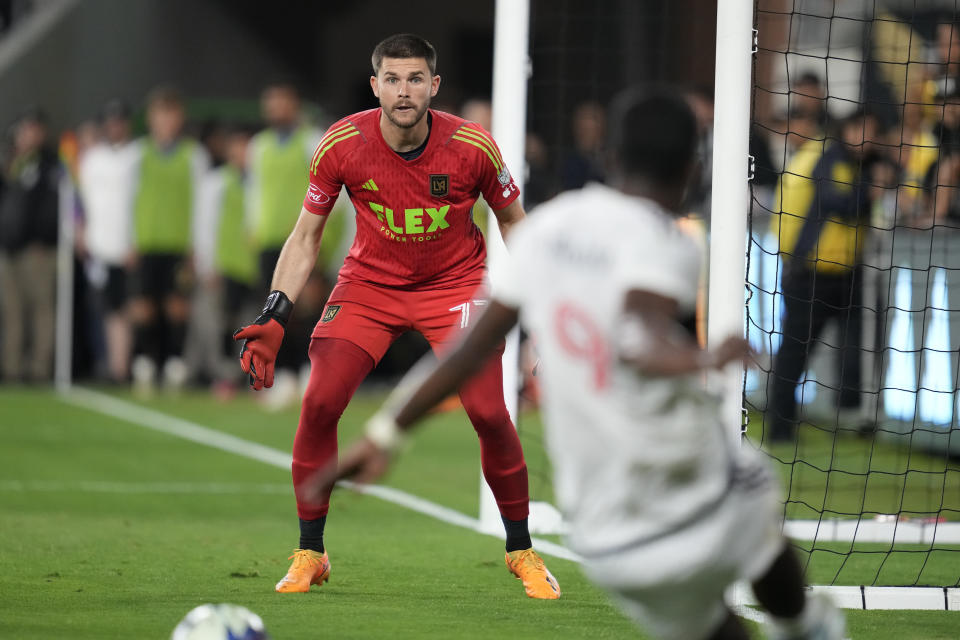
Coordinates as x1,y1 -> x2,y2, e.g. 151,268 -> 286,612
507,0 -> 959,608
748,0 -> 960,604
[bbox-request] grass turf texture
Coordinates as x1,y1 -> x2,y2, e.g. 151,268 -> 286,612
755,422 -> 960,524
0,387 -> 956,639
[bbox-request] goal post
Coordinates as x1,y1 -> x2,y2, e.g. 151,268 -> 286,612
478,0 -> 530,535
708,0 -> 754,440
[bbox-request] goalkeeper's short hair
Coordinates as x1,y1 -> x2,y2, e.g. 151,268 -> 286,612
371,33 -> 438,76
609,89 -> 698,187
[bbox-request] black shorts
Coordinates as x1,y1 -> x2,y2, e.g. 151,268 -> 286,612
131,253 -> 188,299
102,266 -> 128,312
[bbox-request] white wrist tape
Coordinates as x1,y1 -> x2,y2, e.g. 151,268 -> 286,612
365,411 -> 406,452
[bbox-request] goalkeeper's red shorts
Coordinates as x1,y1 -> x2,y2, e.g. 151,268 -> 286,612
311,278 -> 491,360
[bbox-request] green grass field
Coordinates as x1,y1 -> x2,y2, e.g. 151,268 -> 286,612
1,386 -> 958,639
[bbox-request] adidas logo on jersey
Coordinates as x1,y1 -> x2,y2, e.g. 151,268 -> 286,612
362,179 -> 379,191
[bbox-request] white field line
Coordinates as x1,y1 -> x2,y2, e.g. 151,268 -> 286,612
59,387 -> 580,563
64,387 -> 292,468
784,518 -> 960,545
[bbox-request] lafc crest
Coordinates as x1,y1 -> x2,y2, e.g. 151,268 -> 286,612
321,305 -> 341,323
430,174 -> 449,197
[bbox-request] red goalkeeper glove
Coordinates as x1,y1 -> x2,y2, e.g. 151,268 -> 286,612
233,290 -> 293,390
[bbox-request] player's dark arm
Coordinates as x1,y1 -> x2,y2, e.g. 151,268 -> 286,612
619,289 -> 751,377
492,199 -> 526,240
297,301 -> 519,493
392,299 -> 519,428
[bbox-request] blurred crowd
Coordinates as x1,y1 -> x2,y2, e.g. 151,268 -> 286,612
0,83 -> 350,403
753,21 -> 960,441
11,16 -> 955,418
0,80 -> 625,405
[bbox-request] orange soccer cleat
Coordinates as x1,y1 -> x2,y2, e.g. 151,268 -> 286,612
505,548 -> 561,599
275,549 -> 331,593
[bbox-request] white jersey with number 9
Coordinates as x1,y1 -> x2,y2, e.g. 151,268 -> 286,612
490,183 -> 738,557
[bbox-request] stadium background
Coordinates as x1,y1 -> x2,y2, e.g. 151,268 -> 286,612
1,0 -> 717,384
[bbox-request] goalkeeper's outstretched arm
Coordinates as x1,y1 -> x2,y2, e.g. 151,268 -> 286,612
271,207 -> 329,302
233,208 -> 329,390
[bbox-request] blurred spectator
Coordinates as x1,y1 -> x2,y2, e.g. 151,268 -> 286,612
524,131 -> 554,208
57,120 -> 101,381
0,108 -> 61,382
766,110 -> 880,442
129,86 -> 209,392
924,147 -> 960,227
247,82 -> 323,405
921,86 -> 960,228
934,87 -> 960,149
199,118 -> 228,168
684,88 -> 714,219
898,69 -> 940,225
783,72 -> 828,150
248,83 -> 322,283
929,20 -> 960,103
460,98 -> 492,131
189,127 -> 257,391
792,73 -> 828,126
560,101 -> 605,190
77,100 -> 139,382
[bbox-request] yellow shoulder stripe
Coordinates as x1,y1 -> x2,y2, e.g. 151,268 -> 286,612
451,135 -> 503,172
452,134 -> 503,172
310,123 -> 358,170
319,122 -> 356,146
455,126 -> 504,167
311,129 -> 360,173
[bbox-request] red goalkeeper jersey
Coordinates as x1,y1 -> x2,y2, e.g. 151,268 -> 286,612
302,108 -> 520,289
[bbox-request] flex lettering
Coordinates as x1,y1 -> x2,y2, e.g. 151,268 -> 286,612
368,203 -> 450,236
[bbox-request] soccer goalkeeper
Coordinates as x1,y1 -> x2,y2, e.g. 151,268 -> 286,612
234,33 -> 558,599
305,90 -> 846,640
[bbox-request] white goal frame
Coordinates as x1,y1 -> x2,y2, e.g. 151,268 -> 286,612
712,0 -> 958,612
483,0 -> 956,612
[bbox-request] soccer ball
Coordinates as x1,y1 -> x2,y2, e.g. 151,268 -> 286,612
171,603 -> 269,640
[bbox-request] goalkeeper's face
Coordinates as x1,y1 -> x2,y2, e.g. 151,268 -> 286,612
372,57 -> 441,130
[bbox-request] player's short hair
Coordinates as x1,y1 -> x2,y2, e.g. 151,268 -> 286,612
371,33 -> 437,76
608,89 -> 698,186
146,85 -> 184,111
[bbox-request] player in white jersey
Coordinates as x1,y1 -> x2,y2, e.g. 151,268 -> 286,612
300,91 -> 845,640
